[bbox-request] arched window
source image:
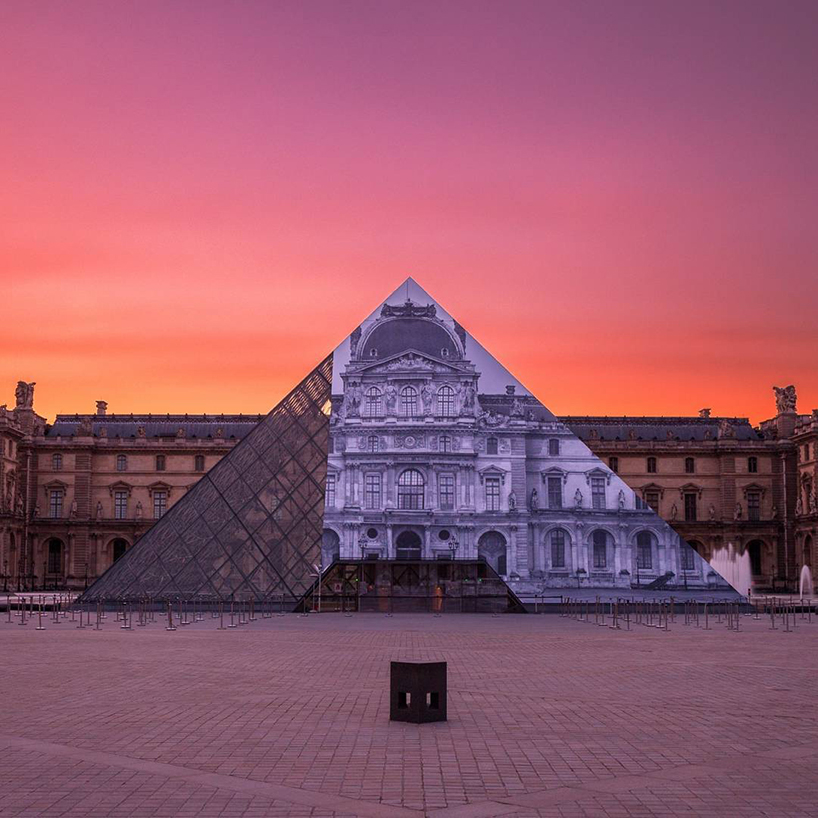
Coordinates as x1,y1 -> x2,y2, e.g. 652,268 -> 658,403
748,456 -> 758,473
397,469 -> 425,510
321,529 -> 341,566
112,539 -> 128,562
364,387 -> 383,417
550,529 -> 567,568
592,530 -> 608,568
194,454 -> 205,472
646,456 -> 657,474
155,455 -> 166,471
486,437 -> 498,455
548,439 -> 560,456
400,386 -> 418,418
52,453 -> 63,471
685,457 -> 695,474
116,454 -> 128,472
478,531 -> 508,575
367,435 -> 379,453
437,385 -> 456,417
636,531 -> 653,570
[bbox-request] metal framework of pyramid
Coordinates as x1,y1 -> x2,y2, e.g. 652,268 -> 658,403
79,355 -> 332,603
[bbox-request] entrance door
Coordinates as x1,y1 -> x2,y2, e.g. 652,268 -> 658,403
395,530 -> 422,560
112,539 -> 128,562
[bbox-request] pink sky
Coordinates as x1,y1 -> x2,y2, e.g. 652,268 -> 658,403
2,1 -> 816,423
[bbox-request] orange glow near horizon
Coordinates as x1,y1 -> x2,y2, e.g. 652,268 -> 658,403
3,2 -> 817,424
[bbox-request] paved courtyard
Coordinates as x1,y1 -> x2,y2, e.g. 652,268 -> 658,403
1,608 -> 817,818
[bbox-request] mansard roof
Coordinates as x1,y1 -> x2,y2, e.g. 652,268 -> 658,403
562,416 -> 762,442
46,414 -> 263,439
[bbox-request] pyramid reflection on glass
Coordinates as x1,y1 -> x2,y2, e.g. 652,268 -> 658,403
80,278 -> 741,605
79,356 -> 332,603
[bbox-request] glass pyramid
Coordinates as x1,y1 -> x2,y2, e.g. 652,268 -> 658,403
79,355 -> 332,603
81,278 -> 741,606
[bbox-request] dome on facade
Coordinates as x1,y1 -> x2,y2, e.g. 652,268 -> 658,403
360,317 -> 461,361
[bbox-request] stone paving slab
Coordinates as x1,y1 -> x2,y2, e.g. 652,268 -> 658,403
1,610 -> 817,817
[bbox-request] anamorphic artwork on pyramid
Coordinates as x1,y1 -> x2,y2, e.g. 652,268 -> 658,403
80,278 -> 741,606
322,279 -> 740,600
79,356 -> 332,602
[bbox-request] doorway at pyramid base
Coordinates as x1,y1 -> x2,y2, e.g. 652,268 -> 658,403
296,560 -> 527,614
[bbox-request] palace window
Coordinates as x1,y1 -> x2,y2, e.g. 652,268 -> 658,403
647,456 -> 657,473
364,387 -> 382,417
153,490 -> 167,519
325,474 -> 336,508
439,474 -> 455,510
591,476 -> 606,510
364,473 -> 382,510
608,456 -> 619,473
114,490 -> 128,520
547,476 -> 562,509
367,435 -> 379,453
47,540 -> 62,574
747,491 -> 761,522
681,542 -> 696,571
550,529 -> 566,568
645,491 -> 660,512
685,457 -> 695,474
548,438 -> 560,456
116,454 -> 128,472
485,476 -> 501,511
748,456 -> 758,473
194,455 -> 205,472
437,385 -> 456,417
156,455 -> 166,471
684,492 -> 697,521
592,530 -> 608,569
397,469 -> 425,510
486,437 -> 498,455
49,490 -> 63,519
439,435 -> 452,453
636,531 -> 653,570
400,386 -> 418,418
52,453 -> 63,471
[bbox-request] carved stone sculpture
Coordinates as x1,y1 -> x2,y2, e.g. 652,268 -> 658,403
618,489 -> 626,510
95,501 -> 104,520
508,490 -> 517,512
708,503 -> 717,521
734,502 -> 743,521
384,382 -> 398,414
670,503 -> 678,521
14,381 -> 35,408
529,488 -> 538,511
421,382 -> 434,415
574,488 -> 583,509
773,384 -> 797,414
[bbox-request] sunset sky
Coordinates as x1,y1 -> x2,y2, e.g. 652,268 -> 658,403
3,1 -> 817,424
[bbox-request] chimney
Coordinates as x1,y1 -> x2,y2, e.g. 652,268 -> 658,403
96,400 -> 108,416
506,385 -> 516,396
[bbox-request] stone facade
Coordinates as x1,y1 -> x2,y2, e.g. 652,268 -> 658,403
1,379 -> 813,594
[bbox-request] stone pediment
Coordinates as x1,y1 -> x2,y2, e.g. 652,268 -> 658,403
351,349 -> 473,377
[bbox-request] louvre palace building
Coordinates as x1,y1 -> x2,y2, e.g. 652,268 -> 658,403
1,345 -> 815,597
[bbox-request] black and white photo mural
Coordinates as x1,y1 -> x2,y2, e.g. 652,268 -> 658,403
325,279 -> 738,599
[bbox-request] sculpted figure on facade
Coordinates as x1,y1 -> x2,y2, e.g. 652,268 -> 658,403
421,382 -> 434,415
508,489 -> 517,512
95,501 -> 104,520
510,398 -> 525,418
773,384 -> 797,414
15,381 -> 35,408
618,489 -> 626,510
670,503 -> 678,521
461,381 -> 477,416
529,488 -> 538,511
709,503 -> 717,521
69,499 -> 78,519
734,502 -> 743,521
345,382 -> 362,417
135,501 -> 143,520
384,382 -> 398,414
574,488 -> 583,508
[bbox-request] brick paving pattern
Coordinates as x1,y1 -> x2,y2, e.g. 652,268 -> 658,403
1,608 -> 817,817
